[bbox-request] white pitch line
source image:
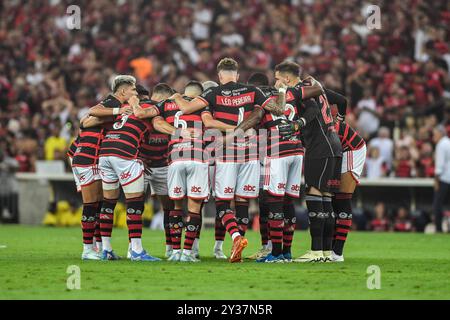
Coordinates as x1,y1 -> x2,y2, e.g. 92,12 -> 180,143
0,245 -> 7,249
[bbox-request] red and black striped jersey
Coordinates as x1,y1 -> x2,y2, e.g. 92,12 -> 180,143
67,135 -> 80,158
259,86 -> 304,158
100,110 -> 153,160
334,121 -> 365,152
153,97 -> 206,164
199,81 -> 272,162
293,83 -> 342,159
72,94 -> 122,166
138,99 -> 169,167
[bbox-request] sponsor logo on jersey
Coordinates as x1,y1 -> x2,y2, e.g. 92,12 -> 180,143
165,102 -> 179,111
105,133 -> 121,140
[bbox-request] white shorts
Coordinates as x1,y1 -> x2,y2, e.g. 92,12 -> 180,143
144,166 -> 168,196
72,165 -> 101,191
168,161 -> 209,200
68,157 -> 81,192
214,160 -> 260,200
263,155 -> 303,198
99,156 -> 144,194
342,145 -> 367,183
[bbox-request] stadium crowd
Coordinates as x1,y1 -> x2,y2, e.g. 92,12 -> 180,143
0,0 -> 449,229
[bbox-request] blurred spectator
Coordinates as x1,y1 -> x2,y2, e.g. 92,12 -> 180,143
0,149 -> 19,222
369,127 -> 394,171
432,125 -> 450,232
44,122 -> 67,161
355,88 -> 380,138
394,146 -> 416,177
369,202 -> 390,231
392,207 -> 414,232
364,146 -> 386,179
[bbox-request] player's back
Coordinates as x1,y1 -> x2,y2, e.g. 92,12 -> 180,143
156,97 -> 205,164
138,98 -> 169,167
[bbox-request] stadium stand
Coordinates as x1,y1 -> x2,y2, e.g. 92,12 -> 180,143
0,0 -> 449,230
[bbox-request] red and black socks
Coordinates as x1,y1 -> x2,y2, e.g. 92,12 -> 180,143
283,197 -> 296,255
100,198 -> 118,251
235,201 -> 249,236
126,196 -> 144,253
267,196 -> 284,256
183,212 -> 201,251
305,194 -> 324,251
81,202 -> 98,249
217,200 -> 240,240
169,209 -> 184,250
332,193 -> 353,255
322,195 -> 335,252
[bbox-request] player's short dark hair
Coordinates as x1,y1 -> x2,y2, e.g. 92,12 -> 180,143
247,72 -> 269,87
185,80 -> 204,93
217,57 -> 239,73
136,84 -> 150,96
152,83 -> 175,96
274,61 -> 300,76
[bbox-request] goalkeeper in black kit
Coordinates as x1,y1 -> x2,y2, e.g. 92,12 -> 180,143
275,61 -> 343,262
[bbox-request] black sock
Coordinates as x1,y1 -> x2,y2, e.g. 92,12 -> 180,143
235,201 -> 249,236
322,196 -> 335,251
305,194 -> 324,251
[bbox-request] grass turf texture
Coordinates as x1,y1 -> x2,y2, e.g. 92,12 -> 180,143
0,225 -> 449,300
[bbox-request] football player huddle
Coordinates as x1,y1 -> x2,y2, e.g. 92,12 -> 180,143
68,58 -> 366,263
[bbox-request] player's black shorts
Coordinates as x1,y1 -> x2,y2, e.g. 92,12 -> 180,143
304,156 -> 342,194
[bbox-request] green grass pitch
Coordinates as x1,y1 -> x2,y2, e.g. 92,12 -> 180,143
0,225 -> 449,300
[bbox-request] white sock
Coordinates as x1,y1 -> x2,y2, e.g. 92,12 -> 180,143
231,232 -> 240,241
83,243 -> 93,251
183,249 -> 192,256
166,244 -> 173,251
102,237 -> 112,251
214,240 -> 224,251
193,238 -> 200,252
267,240 -> 273,251
131,238 -> 143,254
96,241 -> 102,251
